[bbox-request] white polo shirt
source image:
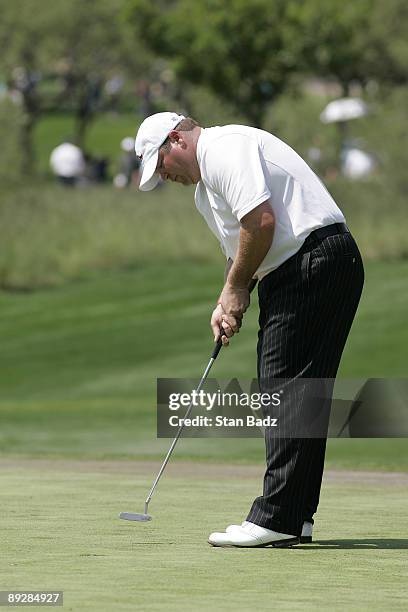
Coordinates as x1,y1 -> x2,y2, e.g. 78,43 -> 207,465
194,125 -> 346,279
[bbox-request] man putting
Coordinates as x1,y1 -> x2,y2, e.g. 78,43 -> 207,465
135,112 -> 364,548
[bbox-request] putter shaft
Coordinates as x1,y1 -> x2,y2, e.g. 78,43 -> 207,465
144,351 -> 219,512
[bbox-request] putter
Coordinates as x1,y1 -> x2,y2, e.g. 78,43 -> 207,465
119,331 -> 227,522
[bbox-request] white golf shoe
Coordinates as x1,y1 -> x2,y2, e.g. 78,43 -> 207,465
208,522 -> 299,548
226,520 -> 314,543
225,521 -> 313,544
300,521 -> 313,543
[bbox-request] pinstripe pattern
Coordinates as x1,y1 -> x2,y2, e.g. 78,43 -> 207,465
246,228 -> 364,536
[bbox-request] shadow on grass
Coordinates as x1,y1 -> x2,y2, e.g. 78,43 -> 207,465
304,539 -> 408,549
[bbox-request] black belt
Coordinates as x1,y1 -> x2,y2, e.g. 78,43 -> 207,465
305,223 -> 349,245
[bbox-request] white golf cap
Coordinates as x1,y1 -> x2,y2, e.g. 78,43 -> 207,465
135,112 -> 185,191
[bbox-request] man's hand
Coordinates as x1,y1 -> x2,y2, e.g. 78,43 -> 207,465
212,283 -> 250,346
210,304 -> 225,343
210,303 -> 242,347
219,282 -> 250,318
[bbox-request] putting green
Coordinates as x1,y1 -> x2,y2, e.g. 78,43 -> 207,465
2,460 -> 407,611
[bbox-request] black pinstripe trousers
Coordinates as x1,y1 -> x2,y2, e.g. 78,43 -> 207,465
246,228 -> 364,536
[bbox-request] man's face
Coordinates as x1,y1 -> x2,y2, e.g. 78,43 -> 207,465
156,132 -> 198,186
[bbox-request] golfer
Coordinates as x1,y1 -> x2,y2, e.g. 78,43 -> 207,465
135,112 -> 364,547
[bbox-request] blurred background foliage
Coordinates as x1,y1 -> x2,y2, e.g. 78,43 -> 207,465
0,0 -> 406,289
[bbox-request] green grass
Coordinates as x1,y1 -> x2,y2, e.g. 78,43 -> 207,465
0,259 -> 407,469
1,179 -> 408,291
0,184 -> 220,290
1,461 -> 407,611
3,106 -> 408,291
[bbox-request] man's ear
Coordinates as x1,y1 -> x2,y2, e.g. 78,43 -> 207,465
168,130 -> 186,147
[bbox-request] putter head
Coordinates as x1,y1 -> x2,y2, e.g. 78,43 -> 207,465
119,511 -> 152,522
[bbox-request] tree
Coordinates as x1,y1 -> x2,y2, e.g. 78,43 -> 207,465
288,0 -> 408,95
0,0 -> 152,174
51,0 -> 151,146
0,0 -> 62,173
365,0 -> 408,88
125,0 -> 302,127
125,0 -> 408,127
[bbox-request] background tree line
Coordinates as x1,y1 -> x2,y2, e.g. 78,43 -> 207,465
0,0 -> 407,176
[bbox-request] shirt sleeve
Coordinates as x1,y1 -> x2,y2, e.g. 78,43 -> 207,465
202,133 -> 271,221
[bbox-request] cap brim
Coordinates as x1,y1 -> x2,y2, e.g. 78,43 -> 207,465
139,150 -> 160,191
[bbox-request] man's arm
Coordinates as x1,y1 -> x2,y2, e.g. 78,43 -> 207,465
227,200 -> 275,289
224,258 -> 257,289
224,258 -> 233,283
211,200 -> 275,344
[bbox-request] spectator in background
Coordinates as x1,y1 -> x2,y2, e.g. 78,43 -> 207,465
49,141 -> 85,186
341,142 -> 377,180
83,152 -> 109,184
113,137 -> 141,188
